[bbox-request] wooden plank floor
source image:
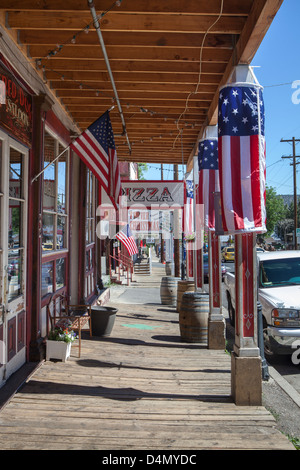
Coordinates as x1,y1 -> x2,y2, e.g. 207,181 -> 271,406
0,299 -> 295,451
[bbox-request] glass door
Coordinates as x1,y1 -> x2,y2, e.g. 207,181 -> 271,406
0,131 -> 28,387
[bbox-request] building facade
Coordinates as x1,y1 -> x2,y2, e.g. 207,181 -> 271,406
0,47 -> 105,387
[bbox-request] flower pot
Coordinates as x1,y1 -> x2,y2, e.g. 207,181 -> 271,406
91,306 -> 118,336
46,340 -> 71,362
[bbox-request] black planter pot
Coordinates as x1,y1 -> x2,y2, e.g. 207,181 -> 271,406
91,306 -> 118,337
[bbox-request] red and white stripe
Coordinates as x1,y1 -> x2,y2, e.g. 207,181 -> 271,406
218,134 -> 266,233
198,168 -> 220,230
110,149 -> 122,210
116,231 -> 138,256
70,129 -> 110,193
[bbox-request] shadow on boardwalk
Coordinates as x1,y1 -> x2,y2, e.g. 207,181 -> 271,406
0,257 -> 295,450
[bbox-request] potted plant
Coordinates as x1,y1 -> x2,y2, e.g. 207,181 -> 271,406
46,319 -> 78,362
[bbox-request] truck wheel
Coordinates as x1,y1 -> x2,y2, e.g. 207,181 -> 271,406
227,293 -> 235,326
263,318 -> 274,359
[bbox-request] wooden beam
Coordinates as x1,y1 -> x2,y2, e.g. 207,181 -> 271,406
21,30 -> 236,49
1,0 -> 254,15
7,12 -> 246,34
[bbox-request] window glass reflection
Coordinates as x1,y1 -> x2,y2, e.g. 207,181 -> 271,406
58,144 -> 67,214
42,213 -> 54,251
9,149 -> 23,200
41,262 -> 53,297
9,202 -> 22,248
8,250 -> 22,302
43,133 -> 56,211
56,258 -> 65,290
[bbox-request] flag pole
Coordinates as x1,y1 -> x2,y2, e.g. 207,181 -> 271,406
88,0 -> 131,155
31,147 -> 69,184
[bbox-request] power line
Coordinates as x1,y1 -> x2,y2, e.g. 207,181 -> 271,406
281,137 -> 300,249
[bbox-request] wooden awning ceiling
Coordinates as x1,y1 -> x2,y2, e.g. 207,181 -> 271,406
1,0 -> 283,169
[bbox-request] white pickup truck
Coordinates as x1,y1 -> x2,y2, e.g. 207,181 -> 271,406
224,251 -> 300,358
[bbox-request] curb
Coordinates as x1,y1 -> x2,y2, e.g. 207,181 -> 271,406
268,366 -> 300,408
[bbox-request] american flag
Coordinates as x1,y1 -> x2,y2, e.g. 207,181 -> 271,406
70,111 -> 122,210
184,179 -> 194,236
116,224 -> 138,256
198,138 -> 220,230
218,84 -> 266,233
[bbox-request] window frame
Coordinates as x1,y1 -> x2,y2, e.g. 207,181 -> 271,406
41,126 -> 70,304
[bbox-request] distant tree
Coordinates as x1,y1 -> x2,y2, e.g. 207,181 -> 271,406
137,162 -> 149,180
276,218 -> 294,242
265,186 -> 286,235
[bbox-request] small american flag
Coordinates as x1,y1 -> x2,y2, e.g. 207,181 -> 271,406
218,84 -> 266,233
70,111 -> 122,209
116,224 -> 138,256
198,138 -> 220,230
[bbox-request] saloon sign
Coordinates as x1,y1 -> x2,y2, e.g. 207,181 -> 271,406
0,57 -> 32,147
121,180 -> 184,208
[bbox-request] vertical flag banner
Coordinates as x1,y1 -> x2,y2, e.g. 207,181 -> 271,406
198,127 -> 220,230
184,178 -> 194,236
218,77 -> 266,233
116,224 -> 138,256
70,111 -> 122,210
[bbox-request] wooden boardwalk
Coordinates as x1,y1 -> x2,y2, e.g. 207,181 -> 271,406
0,264 -> 295,450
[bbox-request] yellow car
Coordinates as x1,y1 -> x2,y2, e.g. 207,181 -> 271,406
221,247 -> 235,262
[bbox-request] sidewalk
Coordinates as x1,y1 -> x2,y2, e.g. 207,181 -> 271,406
0,256 -> 295,450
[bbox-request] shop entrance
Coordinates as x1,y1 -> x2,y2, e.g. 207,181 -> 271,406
0,130 -> 28,387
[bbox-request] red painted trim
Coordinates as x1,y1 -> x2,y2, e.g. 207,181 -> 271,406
242,233 -> 255,337
212,234 -> 220,308
7,317 -> 16,362
17,311 -> 26,352
44,109 -> 72,145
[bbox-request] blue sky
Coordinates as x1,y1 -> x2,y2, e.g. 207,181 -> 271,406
144,0 -> 300,195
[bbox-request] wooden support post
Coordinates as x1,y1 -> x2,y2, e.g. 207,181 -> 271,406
28,93 -> 54,362
231,233 -> 262,405
208,231 -> 225,349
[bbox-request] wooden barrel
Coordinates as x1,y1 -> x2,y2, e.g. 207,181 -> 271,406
160,276 -> 180,306
176,280 -> 195,312
179,292 -> 209,343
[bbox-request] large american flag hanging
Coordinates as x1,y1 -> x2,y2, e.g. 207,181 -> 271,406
218,84 -> 266,233
70,111 -> 122,210
116,224 -> 138,256
198,137 -> 220,230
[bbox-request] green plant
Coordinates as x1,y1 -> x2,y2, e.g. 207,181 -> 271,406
48,320 -> 78,343
286,434 -> 300,450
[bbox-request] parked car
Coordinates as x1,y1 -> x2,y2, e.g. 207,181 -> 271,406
221,246 -> 235,262
224,251 -> 300,358
203,253 -> 226,283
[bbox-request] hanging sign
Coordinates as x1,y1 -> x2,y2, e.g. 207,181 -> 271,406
0,60 -> 32,147
121,180 -> 184,208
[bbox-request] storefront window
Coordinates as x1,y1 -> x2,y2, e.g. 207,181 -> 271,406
8,148 -> 25,301
42,129 -> 69,301
42,130 -> 68,252
85,170 -> 96,299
